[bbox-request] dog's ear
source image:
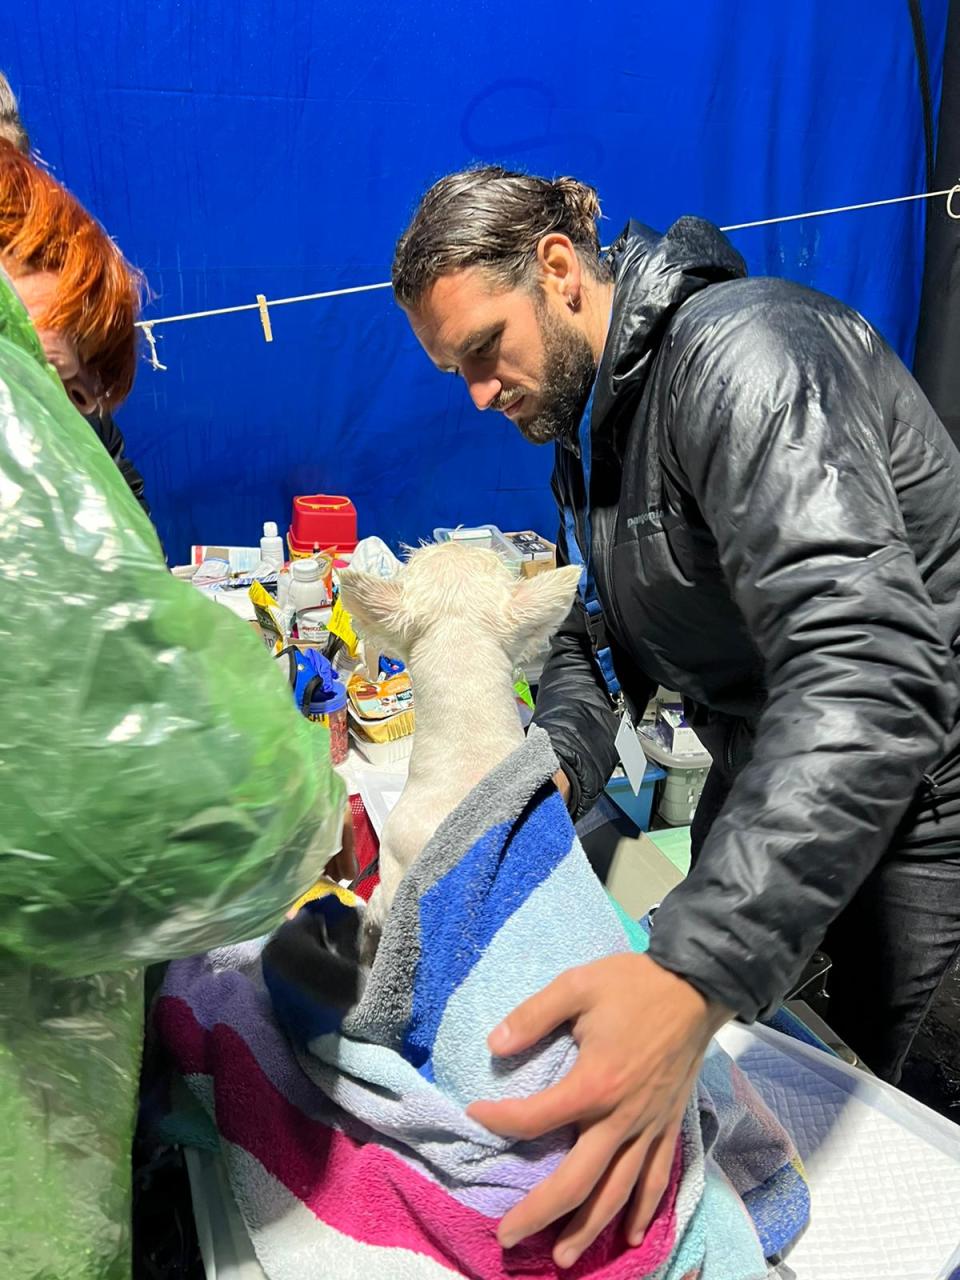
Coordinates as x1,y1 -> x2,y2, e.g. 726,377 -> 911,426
507,564 -> 582,659
337,571 -> 407,640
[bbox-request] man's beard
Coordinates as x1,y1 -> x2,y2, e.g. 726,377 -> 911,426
515,300 -> 598,445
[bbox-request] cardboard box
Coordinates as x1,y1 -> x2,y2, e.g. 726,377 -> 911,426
505,531 -> 557,578
656,706 -> 707,757
191,544 -> 261,573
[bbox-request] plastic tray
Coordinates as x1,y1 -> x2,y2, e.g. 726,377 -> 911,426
350,730 -> 414,766
347,706 -> 415,743
432,524 -> 524,576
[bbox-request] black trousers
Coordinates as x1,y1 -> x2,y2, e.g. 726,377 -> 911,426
689,744 -> 960,1084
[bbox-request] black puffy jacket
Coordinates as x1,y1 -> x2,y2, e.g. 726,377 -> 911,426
532,217 -> 960,1021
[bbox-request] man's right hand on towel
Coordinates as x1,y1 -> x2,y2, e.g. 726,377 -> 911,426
467,952 -> 731,1270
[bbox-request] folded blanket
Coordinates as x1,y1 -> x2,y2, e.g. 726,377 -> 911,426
155,727 -> 808,1279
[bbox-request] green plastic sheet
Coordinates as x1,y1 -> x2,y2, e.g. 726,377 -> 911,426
0,273 -> 344,1278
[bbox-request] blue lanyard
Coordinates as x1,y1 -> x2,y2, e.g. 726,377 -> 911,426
562,387 -> 623,708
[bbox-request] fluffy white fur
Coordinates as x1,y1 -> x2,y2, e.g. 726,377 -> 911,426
338,542 -> 581,958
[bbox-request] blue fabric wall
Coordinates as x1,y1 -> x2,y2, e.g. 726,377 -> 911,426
6,1 -> 948,561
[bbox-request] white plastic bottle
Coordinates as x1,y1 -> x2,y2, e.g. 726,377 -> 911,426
276,565 -> 292,610
260,521 -> 285,569
288,558 -> 332,644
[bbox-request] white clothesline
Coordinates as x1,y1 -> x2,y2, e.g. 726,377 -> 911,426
136,182 -> 960,371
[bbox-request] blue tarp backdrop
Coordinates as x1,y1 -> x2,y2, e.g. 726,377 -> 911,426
5,2 -> 948,562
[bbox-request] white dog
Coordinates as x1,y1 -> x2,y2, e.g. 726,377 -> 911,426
338,542 -> 581,958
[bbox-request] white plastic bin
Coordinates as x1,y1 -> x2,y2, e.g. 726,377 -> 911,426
636,729 -> 712,827
350,729 -> 414,766
658,763 -> 711,826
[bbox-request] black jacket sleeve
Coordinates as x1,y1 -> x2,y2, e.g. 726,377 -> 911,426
648,299 -> 960,1021
531,513 -> 625,820
87,410 -> 151,517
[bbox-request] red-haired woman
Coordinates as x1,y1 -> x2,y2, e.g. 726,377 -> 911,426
0,76 -> 150,513
0,137 -> 140,414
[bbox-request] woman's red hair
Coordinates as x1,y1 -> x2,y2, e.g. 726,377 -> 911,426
0,139 -> 141,405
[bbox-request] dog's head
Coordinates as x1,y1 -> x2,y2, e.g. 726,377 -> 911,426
338,541 -> 581,665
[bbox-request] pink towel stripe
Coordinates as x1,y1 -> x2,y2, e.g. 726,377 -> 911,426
158,995 -> 682,1279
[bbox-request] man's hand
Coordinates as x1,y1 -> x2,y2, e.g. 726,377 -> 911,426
553,768 -> 572,807
467,953 -> 730,1268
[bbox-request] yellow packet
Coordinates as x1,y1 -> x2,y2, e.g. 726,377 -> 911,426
249,580 -> 285,651
328,595 -> 359,656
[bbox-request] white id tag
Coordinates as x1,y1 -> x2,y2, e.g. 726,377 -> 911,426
614,713 -> 648,795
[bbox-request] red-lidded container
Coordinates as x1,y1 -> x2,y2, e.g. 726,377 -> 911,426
290,494 -> 357,556
287,530 -> 357,563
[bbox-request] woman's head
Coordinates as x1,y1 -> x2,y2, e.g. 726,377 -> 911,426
0,139 -> 141,410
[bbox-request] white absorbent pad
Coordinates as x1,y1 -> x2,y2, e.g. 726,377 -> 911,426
716,1022 -> 960,1280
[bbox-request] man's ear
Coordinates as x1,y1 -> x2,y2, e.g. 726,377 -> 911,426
337,571 -> 407,639
537,232 -> 582,305
507,564 -> 582,658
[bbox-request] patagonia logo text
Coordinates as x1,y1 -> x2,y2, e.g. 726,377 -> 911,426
627,509 -> 662,529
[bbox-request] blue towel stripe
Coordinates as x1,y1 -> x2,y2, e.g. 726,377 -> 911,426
741,1162 -> 811,1257
405,787 -> 574,1071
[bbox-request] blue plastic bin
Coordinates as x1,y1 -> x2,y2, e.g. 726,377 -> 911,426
604,763 -> 667,831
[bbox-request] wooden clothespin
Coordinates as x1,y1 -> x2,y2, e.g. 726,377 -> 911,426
256,294 -> 273,342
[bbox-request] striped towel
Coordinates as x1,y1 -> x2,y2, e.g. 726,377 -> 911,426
155,727 -> 808,1279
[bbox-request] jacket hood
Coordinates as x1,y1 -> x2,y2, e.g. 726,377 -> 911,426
591,217 -> 747,432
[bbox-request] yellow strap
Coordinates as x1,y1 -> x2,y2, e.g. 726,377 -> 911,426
288,876 -> 358,918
